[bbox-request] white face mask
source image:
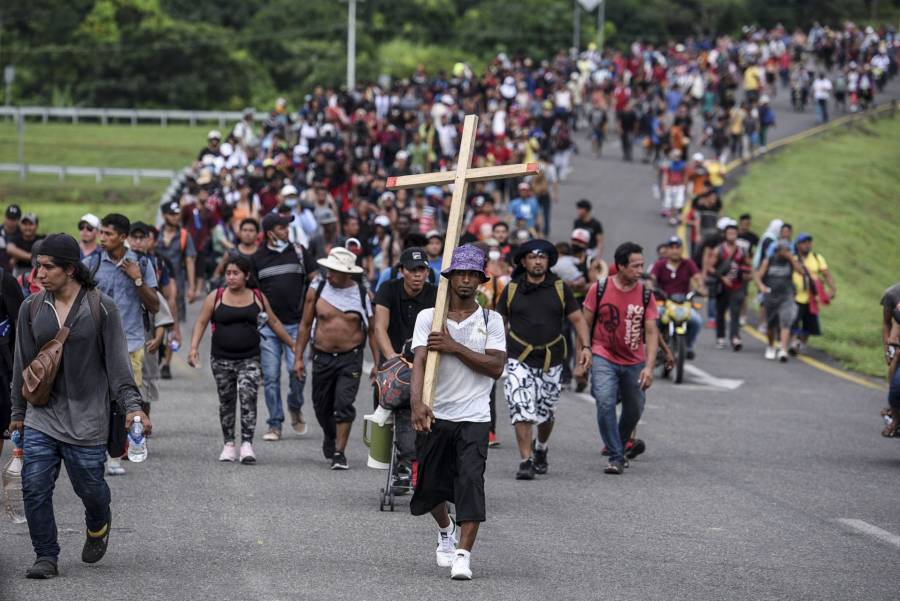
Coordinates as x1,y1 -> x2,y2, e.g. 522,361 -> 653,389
269,238 -> 289,252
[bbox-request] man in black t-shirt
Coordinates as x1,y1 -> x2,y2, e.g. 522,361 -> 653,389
0,205 -> 21,271
736,213 -> 759,256
251,213 -> 306,441
8,213 -> 44,278
573,199 -> 604,259
495,240 -> 591,480
372,247 -> 437,491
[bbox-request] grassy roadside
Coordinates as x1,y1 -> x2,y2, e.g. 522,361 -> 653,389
0,121 -> 207,170
725,114 -> 900,377
0,174 -> 162,235
0,120 -> 201,233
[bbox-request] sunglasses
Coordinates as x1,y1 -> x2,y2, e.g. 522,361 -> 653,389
79,223 -> 95,232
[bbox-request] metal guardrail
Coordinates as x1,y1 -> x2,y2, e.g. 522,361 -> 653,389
0,106 -> 268,128
0,163 -> 178,185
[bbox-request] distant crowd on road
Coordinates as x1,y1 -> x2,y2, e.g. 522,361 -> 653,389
1,20 -> 899,582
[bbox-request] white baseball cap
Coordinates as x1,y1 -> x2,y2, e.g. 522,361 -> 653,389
280,184 -> 298,197
78,213 -> 101,229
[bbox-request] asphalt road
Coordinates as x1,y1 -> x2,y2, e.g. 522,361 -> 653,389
2,78 -> 899,601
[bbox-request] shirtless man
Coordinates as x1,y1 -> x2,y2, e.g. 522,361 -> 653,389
294,247 -> 374,470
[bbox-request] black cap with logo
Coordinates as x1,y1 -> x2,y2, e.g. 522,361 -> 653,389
399,247 -> 429,270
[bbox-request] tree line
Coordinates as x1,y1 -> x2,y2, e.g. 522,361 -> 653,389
1,0 -> 896,110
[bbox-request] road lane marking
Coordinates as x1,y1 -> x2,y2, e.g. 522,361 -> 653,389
682,365 -> 743,390
836,519 -> 900,549
742,326 -> 886,391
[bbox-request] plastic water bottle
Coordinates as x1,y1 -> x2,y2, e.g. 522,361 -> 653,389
3,431 -> 26,524
127,416 -> 147,463
169,338 -> 181,352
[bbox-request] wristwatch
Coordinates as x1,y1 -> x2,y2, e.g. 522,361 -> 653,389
134,277 -> 143,287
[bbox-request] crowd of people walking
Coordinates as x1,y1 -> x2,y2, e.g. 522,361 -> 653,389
1,20 -> 898,582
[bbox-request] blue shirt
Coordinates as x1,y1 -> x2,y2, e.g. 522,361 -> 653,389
509,196 -> 540,228
84,249 -> 158,353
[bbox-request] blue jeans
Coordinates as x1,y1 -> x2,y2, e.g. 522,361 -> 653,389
590,356 -> 646,465
21,427 -> 110,561
260,323 -> 304,429
687,308 -> 703,351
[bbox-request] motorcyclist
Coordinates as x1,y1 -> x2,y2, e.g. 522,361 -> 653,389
649,236 -> 706,359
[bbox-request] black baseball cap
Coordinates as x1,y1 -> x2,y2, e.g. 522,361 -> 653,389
5,205 -> 22,220
666,235 -> 683,247
129,221 -> 151,236
261,212 -> 292,232
161,200 -> 181,215
399,247 -> 429,270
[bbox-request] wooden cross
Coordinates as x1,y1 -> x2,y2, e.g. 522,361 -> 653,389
387,114 -> 539,409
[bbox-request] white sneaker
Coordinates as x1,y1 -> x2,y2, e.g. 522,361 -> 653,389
435,522 -> 457,567
219,442 -> 236,462
450,550 -> 472,580
716,338 -> 726,349
777,349 -> 789,363
106,457 -> 126,476
764,346 -> 777,360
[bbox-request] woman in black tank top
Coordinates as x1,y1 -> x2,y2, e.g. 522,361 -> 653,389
188,256 -> 295,464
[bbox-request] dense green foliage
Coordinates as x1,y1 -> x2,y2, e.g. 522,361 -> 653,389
2,0 -> 897,109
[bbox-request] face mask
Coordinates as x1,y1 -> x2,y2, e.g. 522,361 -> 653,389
489,250 -> 501,262
269,238 -> 289,252
285,199 -> 298,209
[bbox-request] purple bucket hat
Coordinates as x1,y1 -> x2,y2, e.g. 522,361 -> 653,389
441,244 -> 490,282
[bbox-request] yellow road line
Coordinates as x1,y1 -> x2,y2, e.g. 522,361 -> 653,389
742,326 -> 887,391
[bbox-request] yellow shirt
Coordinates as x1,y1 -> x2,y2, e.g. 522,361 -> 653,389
743,67 -> 761,91
704,160 -> 725,186
793,252 -> 828,304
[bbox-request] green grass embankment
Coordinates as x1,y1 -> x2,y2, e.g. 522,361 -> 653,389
0,121 -> 211,233
725,114 -> 900,377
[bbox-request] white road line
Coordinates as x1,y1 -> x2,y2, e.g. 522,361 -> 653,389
836,519 -> 900,549
682,365 -> 744,391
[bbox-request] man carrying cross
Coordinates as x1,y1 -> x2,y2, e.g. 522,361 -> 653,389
409,245 -> 506,580
388,113 -> 535,580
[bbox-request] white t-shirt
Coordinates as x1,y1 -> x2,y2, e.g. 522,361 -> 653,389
411,307 -> 506,423
812,78 -> 833,100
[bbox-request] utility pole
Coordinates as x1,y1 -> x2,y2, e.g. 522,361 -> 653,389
597,0 -> 606,52
573,0 -> 580,50
346,0 -> 357,92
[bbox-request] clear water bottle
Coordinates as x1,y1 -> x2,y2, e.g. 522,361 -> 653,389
169,338 -> 180,352
3,431 -> 26,524
127,416 -> 147,463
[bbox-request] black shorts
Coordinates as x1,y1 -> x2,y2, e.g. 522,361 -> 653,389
792,302 -> 821,337
311,348 -> 363,439
410,419 -> 490,523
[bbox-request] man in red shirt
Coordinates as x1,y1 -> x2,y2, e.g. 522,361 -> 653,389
583,242 -> 659,475
649,236 -> 705,358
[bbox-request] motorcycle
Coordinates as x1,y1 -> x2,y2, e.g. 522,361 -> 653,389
656,289 -> 701,384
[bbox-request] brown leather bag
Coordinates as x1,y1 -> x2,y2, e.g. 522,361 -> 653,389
22,289 -> 86,407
